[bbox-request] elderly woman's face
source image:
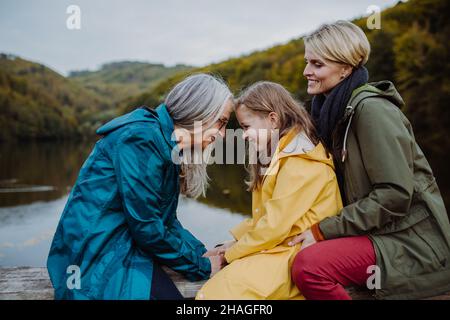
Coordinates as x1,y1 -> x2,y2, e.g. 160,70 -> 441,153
197,98 -> 234,150
303,48 -> 352,95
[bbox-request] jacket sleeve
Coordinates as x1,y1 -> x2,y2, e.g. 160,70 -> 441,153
225,159 -> 333,263
319,98 -> 415,239
229,218 -> 254,241
168,217 -> 207,257
114,129 -> 211,281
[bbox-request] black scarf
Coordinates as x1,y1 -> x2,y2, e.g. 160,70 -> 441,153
311,66 -> 369,202
311,66 -> 369,151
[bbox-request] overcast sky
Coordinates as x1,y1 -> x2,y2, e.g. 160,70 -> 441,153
0,0 -> 400,75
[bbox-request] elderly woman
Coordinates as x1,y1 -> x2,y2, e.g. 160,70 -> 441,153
289,21 -> 450,300
47,74 -> 233,300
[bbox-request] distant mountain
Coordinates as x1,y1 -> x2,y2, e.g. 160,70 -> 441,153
69,61 -> 192,107
0,54 -> 110,140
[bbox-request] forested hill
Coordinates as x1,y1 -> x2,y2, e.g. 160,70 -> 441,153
0,54 -> 109,140
125,0 -> 449,158
2,0 -> 449,161
69,61 -> 192,107
121,0 -> 449,207
0,56 -> 192,141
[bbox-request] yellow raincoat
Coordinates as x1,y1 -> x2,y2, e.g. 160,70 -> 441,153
196,129 -> 343,300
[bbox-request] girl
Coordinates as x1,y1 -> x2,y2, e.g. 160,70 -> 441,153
196,81 -> 342,300
290,21 -> 450,300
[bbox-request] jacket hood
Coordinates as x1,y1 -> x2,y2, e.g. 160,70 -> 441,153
96,107 -> 157,136
96,104 -> 177,150
340,81 -> 405,163
352,80 -> 405,109
275,129 -> 335,168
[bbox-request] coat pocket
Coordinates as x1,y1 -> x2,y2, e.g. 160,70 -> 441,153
389,218 -> 447,278
412,217 -> 448,268
372,203 -> 429,236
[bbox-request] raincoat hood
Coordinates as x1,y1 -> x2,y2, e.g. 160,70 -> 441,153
263,128 -> 334,179
96,104 -> 177,149
352,81 -> 405,109
96,107 -> 156,136
340,81 -> 405,163
277,129 -> 334,168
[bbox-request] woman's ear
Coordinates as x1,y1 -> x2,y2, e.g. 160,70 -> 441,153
340,65 -> 353,79
268,112 -> 280,129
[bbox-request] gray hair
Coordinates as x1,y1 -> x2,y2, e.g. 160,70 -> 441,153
165,73 -> 232,199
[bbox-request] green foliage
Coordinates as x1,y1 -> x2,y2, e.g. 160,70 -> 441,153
394,24 -> 449,153
0,56 -> 193,141
117,0 -> 450,207
124,0 -> 449,156
0,54 -> 112,140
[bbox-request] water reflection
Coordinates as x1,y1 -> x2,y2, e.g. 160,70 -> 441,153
0,141 -> 94,206
0,194 -> 247,266
0,195 -> 68,266
0,141 -> 251,266
0,141 -> 252,211
201,164 -> 251,215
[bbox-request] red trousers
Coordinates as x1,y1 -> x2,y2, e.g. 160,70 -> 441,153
291,236 -> 376,300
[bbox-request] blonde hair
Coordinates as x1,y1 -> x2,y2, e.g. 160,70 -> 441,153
236,81 -> 319,191
304,20 -> 370,67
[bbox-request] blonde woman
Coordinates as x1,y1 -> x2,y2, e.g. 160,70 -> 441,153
196,81 -> 342,300
47,74 -> 233,300
289,21 -> 450,300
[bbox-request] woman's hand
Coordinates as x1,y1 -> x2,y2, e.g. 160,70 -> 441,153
208,255 -> 227,277
288,229 -> 317,249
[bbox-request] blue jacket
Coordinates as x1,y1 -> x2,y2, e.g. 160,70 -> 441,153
47,105 -> 211,300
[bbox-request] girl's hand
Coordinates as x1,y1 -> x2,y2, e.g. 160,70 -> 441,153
203,248 -> 221,257
288,229 -> 317,249
218,240 -> 236,251
203,240 -> 236,257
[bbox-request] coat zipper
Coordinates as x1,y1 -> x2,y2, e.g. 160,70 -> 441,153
341,105 -> 356,163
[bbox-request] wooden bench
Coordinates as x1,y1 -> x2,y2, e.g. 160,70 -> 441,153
1,267 -> 449,300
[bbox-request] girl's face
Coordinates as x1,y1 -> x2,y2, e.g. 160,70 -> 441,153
236,104 -> 278,153
303,48 -> 352,95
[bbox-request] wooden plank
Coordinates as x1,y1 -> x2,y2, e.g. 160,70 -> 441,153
163,267 -> 206,299
0,267 -> 54,300
0,267 -> 204,300
1,267 -> 449,300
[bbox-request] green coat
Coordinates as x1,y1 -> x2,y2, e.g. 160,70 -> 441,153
318,81 -> 450,299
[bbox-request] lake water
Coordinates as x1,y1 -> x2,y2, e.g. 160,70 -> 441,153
0,141 -> 251,267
